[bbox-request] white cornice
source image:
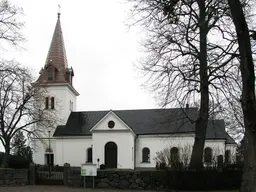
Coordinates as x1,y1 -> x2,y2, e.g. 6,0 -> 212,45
38,82 -> 79,96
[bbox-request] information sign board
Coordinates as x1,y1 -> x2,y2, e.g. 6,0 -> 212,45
81,163 -> 97,176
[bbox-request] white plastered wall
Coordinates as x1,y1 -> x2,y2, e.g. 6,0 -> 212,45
33,84 -> 77,165
136,135 -> 228,168
45,85 -> 77,126
55,136 -> 92,166
92,131 -> 135,169
91,112 -> 135,169
136,134 -> 195,168
33,139 -> 56,165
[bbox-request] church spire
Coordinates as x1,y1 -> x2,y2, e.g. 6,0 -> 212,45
37,12 -> 75,85
45,12 -> 68,71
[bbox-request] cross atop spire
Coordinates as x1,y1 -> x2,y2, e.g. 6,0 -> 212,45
58,4 -> 61,18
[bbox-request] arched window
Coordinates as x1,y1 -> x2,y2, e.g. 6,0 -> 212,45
225,150 -> 231,164
204,147 -> 213,163
87,147 -> 92,163
217,155 -> 224,167
170,147 -> 179,163
51,97 -> 55,109
45,97 -> 49,109
142,147 -> 150,162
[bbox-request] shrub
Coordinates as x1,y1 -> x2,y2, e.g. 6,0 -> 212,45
100,164 -> 106,169
9,155 -> 30,169
170,162 -> 183,170
155,162 -> 159,170
159,162 -> 166,170
0,152 -> 31,169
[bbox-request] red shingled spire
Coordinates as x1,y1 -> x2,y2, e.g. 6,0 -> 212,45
37,12 -> 74,85
45,12 -> 68,71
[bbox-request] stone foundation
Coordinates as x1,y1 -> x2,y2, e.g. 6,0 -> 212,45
68,168 -> 167,190
0,169 -> 28,186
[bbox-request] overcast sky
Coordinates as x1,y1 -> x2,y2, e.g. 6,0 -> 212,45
5,0 -> 158,112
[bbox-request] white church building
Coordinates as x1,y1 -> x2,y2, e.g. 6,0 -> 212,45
32,13 -> 237,169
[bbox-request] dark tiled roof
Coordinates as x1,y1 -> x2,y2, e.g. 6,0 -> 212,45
53,108 -> 236,144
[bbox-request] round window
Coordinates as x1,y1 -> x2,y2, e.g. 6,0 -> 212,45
108,120 -> 115,128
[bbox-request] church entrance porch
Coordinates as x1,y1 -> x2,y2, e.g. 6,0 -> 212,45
104,142 -> 117,168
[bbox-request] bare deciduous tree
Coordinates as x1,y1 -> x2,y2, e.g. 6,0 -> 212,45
127,0 -> 239,170
227,0 -> 256,191
154,144 -> 192,168
0,61 -> 56,167
0,0 -> 24,48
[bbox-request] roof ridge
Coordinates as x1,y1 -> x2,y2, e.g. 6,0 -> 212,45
74,107 -> 199,113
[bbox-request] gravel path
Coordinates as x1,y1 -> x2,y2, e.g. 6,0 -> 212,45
0,186 -> 159,192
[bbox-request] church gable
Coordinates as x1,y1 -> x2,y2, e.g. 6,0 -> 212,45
90,111 -> 135,134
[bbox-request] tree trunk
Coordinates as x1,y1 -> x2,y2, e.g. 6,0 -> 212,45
227,0 -> 256,191
189,0 -> 209,170
1,144 -> 11,168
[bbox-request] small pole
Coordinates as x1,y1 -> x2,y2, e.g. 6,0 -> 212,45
84,176 -> 85,188
93,176 -> 95,188
48,130 -> 51,180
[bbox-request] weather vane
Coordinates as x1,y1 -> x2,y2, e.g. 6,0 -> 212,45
58,4 -> 61,12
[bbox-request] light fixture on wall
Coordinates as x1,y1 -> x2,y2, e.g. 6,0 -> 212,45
97,158 -> 100,168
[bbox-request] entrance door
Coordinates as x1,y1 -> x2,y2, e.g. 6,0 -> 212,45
45,153 -> 54,166
105,142 -> 117,168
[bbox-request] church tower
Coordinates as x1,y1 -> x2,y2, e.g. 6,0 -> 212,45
33,12 -> 79,165
36,12 -> 79,126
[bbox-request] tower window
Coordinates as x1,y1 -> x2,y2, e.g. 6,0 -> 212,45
45,97 -> 49,109
48,69 -> 53,80
51,97 -> 55,109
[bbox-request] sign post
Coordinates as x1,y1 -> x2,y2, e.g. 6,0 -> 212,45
81,166 -> 86,188
81,163 -> 97,188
